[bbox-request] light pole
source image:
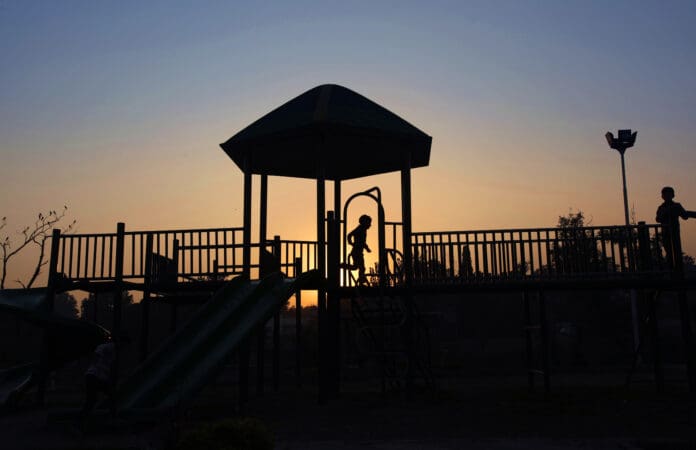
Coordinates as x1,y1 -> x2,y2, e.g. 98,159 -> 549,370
605,129 -> 640,362
605,129 -> 637,226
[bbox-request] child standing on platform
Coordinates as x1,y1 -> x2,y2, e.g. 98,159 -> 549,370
344,214 -> 372,286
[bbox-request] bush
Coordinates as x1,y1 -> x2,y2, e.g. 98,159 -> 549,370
175,417 -> 274,450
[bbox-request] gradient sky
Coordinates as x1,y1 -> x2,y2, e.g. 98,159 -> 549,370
2,0 -> 696,286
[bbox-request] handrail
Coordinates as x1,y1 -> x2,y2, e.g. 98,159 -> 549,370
54,226 -> 320,283
52,222 -> 673,286
411,222 -> 668,285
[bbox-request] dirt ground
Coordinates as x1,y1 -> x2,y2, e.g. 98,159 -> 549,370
2,367 -> 696,450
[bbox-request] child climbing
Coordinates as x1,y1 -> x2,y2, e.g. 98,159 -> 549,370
342,214 -> 372,286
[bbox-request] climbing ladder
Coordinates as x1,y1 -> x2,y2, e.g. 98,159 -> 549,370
344,275 -> 435,393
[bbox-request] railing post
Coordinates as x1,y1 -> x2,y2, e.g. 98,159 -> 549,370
113,222 -> 126,382
37,228 -> 62,405
523,290 -> 535,392
401,153 -> 415,395
317,169 -> 327,404
140,233 -> 153,362
242,154 -> 252,279
538,290 -> 550,398
256,321 -> 266,397
294,257 -> 303,388
326,211 -> 341,397
170,239 -> 179,334
647,291 -> 664,393
46,228 -> 62,312
672,225 -> 696,394
272,235 -> 281,392
92,293 -> 98,324
637,222 -> 652,271
634,222 -> 653,375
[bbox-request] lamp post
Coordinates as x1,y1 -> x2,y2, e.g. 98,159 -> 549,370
605,129 -> 640,362
605,129 -> 637,226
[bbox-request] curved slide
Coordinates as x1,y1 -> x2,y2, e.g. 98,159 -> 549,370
114,270 -> 320,413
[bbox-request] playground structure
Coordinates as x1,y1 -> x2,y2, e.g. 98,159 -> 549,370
2,84 -> 696,414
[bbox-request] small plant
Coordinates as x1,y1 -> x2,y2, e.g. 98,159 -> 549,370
175,417 -> 274,450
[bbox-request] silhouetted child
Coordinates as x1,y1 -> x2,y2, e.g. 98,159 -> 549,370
656,186 -> 696,269
80,337 -> 116,420
344,214 -> 372,286
80,334 -> 130,421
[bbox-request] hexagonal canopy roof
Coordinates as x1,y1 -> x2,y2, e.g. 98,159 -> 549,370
220,84 -> 431,180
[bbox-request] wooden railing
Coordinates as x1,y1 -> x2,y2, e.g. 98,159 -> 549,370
54,221 -> 674,287
56,227 -> 247,281
411,222 -> 668,285
54,225 -> 322,284
276,239 -> 318,278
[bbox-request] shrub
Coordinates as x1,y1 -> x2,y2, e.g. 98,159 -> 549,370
175,417 -> 274,450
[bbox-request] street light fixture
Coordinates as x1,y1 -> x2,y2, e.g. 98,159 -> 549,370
605,129 -> 640,363
605,129 -> 637,226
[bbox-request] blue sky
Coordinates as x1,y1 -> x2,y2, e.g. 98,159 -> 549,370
1,0 -> 696,284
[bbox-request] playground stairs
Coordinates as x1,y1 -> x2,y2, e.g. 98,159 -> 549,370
347,287 -> 436,393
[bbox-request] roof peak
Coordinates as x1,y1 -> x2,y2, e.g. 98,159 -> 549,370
220,84 -> 431,180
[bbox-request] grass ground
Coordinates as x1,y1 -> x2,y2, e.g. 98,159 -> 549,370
2,366 -> 695,449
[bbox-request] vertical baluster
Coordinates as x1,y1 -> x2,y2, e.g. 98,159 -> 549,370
91,236 -> 97,279
66,236 -> 74,279
74,236 -> 81,279
483,233 -> 490,278
198,231 -> 203,277
82,236 -> 88,279
232,229 -> 237,272
536,230 -> 549,278
188,232 -> 194,277
99,236 -> 105,279
59,236 -> 66,277
473,232 -> 480,277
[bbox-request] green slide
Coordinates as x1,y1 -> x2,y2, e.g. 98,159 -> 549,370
0,288 -> 50,311
114,270 -> 320,413
0,289 -> 110,406
0,363 -> 36,406
0,289 -> 109,358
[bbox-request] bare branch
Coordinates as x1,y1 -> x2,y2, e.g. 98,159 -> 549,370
1,206 -> 76,289
25,237 -> 47,289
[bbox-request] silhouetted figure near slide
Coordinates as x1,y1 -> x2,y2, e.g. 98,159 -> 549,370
656,186 -> 696,269
341,214 -> 372,286
80,337 -> 116,420
79,334 -> 130,421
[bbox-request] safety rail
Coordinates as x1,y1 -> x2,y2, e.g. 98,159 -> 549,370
54,226 -> 320,283
53,222 -> 675,287
277,239 -> 318,278
55,226 -> 246,281
411,222 -> 668,285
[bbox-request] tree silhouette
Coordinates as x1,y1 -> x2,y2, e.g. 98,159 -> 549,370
550,210 -> 606,275
0,206 -> 76,289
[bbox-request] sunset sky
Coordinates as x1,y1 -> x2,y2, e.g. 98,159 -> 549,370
2,1 -> 696,287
